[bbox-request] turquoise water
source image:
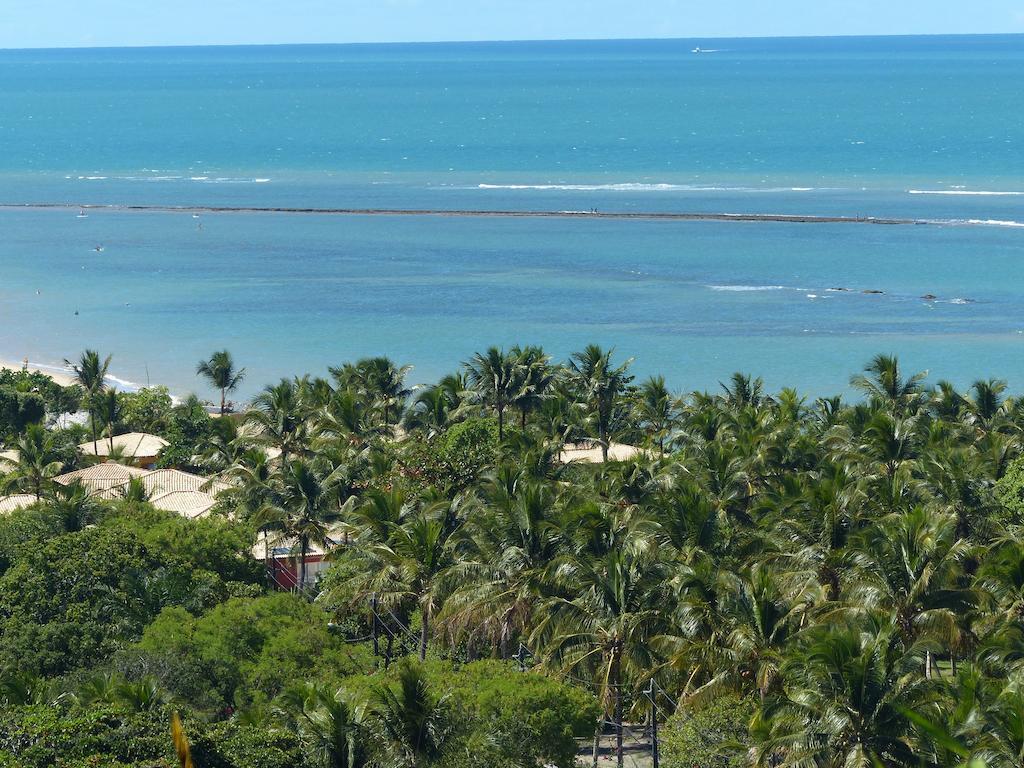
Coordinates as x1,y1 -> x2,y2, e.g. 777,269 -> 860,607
0,36 -> 1022,397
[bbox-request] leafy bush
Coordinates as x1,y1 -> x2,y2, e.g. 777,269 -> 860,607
118,387 -> 174,434
399,417 -> 500,490
661,695 -> 755,768
0,703 -> 307,768
0,520 -> 237,676
154,397 -> 214,471
994,456 -> 1024,526
434,660 -> 600,768
134,594 -> 374,709
0,386 -> 45,440
0,369 -> 81,426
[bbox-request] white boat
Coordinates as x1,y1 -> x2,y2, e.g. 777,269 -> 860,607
77,210 -> 88,218
692,47 -> 702,54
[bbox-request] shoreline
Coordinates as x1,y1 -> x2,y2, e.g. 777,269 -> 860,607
0,356 -> 150,394
0,357 -> 77,387
0,202 -> 931,226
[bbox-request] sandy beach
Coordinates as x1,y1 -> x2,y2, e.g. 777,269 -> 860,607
0,357 -> 77,386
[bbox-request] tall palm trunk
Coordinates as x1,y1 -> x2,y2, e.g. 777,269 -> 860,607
499,618 -> 511,660
220,387 -> 226,415
591,720 -> 602,768
299,535 -> 308,590
612,650 -> 624,768
419,605 -> 430,661
497,407 -> 504,441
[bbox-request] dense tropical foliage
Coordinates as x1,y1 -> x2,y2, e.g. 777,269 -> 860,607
3,347 -> 1024,767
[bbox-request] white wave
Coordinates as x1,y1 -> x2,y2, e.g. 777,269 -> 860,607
967,219 -> 1024,228
908,189 -> 1024,196
708,284 -> 787,292
105,373 -> 142,392
476,183 -> 818,193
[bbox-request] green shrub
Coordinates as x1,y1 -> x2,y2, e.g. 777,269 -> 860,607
661,695 -> 755,768
0,521 -> 236,676
134,594 -> 374,709
0,704 -> 307,768
0,387 -> 45,440
995,456 -> 1024,526
350,659 -> 600,768
117,387 -> 174,434
400,417 -> 500,490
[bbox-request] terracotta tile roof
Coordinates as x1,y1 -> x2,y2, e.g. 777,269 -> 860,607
0,494 -> 37,514
118,468 -> 230,497
78,432 -> 169,459
55,462 -> 149,498
150,490 -> 217,519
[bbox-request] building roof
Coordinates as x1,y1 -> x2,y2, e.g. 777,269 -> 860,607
55,462 -> 149,498
79,432 -> 169,459
55,463 -> 227,513
0,449 -> 17,469
150,490 -> 217,519
113,468 -> 230,497
557,441 -> 646,464
0,494 -> 37,514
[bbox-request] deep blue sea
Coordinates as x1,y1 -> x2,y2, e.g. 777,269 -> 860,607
1,36 -> 1023,398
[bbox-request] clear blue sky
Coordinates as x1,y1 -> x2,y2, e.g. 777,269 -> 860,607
4,0 -> 1024,49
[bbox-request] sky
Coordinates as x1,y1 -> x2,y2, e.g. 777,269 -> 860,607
3,0 -> 1024,49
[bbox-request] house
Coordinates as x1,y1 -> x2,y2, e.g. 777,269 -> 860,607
253,524 -> 347,590
110,468 -> 231,498
78,432 -> 169,468
55,462 -> 149,498
53,463 -> 225,519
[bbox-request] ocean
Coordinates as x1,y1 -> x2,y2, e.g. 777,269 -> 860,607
0,35 -> 1022,399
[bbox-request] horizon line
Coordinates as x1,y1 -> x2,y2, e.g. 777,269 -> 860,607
1,30 -> 1022,53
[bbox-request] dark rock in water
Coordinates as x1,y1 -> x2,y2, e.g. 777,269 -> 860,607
828,287 -> 849,292
921,294 -> 938,300
862,289 -> 885,294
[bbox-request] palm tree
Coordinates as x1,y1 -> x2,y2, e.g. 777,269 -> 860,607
65,349 -> 111,454
634,375 -> 678,457
98,388 -> 121,453
510,345 -> 554,432
259,458 -> 345,590
847,506 -> 975,675
403,373 -> 468,436
248,378 -> 310,461
532,534 -> 669,768
276,683 -> 366,768
332,357 -> 412,431
754,621 -> 933,768
465,347 -> 518,441
851,354 -> 927,416
567,345 -> 634,462
196,349 -> 246,415
44,480 -> 102,531
370,659 -> 453,768
344,493 -> 465,660
1,423 -> 63,500
442,477 -> 564,658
